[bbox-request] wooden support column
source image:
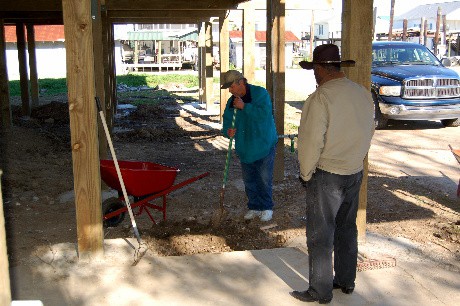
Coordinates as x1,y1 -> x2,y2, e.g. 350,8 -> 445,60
26,24 -> 39,108
420,17 -> 425,45
342,0 -> 373,242
242,2 -> 255,83
92,0 -> 108,159
0,171 -> 12,306
219,14 -> 230,122
0,20 -> 12,128
198,22 -> 206,103
62,0 -> 103,259
205,21 -> 213,109
434,7 -> 441,56
402,19 -> 408,42
108,21 -> 117,116
16,22 -> 30,116
267,0 -> 285,181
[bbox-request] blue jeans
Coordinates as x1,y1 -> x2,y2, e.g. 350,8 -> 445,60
241,146 -> 276,211
305,169 -> 363,301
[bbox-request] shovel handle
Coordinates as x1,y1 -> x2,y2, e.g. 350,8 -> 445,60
222,108 -> 237,186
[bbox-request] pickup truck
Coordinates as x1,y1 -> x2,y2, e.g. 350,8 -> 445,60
371,41 -> 460,129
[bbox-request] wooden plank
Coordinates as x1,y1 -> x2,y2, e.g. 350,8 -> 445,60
0,20 -> 12,128
105,0 -> 243,10
267,0 -> 285,182
26,24 -> 40,108
16,22 -> 31,116
108,9 -> 226,19
0,170 -> 12,306
341,0 -> 373,242
62,0 -> 103,259
1,0 -> 62,11
219,14 -> 230,122
93,1 -> 108,160
205,21 -> 213,110
242,1 -> 255,83
110,17 -> 209,25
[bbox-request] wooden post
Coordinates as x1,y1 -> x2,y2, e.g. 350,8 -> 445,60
92,0 -> 108,160
434,7 -> 441,56
402,19 -> 408,42
388,0 -> 395,41
16,22 -> 31,116
420,17 -> 425,45
310,10 -> 315,56
205,21 -> 213,110
219,14 -> 230,122
62,0 -> 104,259
198,22 -> 206,103
0,20 -> 12,128
26,24 -> 40,108
242,1 -> 255,83
442,14 -> 447,46
0,170 -> 12,306
267,0 -> 285,181
424,19 -> 428,47
342,0 -> 373,242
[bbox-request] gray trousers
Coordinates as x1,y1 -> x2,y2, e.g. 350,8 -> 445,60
305,168 -> 363,300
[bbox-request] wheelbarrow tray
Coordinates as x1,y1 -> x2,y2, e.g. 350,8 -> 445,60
452,149 -> 460,165
100,159 -> 179,198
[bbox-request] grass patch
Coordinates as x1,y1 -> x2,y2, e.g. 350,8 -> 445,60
8,74 -> 201,97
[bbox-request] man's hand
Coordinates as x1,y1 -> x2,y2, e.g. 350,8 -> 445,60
227,128 -> 236,138
233,96 -> 245,110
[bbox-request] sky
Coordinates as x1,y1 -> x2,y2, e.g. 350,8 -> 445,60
372,0 -> 459,17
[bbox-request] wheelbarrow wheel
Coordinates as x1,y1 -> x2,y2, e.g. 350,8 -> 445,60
102,197 -> 126,227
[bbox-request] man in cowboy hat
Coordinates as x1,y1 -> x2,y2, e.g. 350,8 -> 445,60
291,44 -> 374,304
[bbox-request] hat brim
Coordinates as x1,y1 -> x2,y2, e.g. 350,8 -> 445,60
221,82 -> 233,89
299,60 -> 356,70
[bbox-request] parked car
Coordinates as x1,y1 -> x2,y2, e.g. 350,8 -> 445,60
371,41 -> 460,129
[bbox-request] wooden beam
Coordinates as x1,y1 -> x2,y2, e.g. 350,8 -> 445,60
16,22 -> 31,116
0,20 -> 12,128
198,22 -> 206,103
93,0 -> 108,160
0,170 -> 12,306
242,1 -> 255,83
110,17 -> 211,24
267,0 -> 285,181
1,1 -> 62,11
62,0 -> 104,259
105,0 -> 243,10
0,11 -> 63,24
26,24 -> 40,108
341,0 -> 373,242
205,21 -> 213,109
108,9 -> 226,19
219,14 -> 230,122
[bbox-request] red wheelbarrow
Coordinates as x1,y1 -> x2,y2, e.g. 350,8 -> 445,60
100,159 -> 209,227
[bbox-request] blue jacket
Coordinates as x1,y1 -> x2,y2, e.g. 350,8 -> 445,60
222,84 -> 278,163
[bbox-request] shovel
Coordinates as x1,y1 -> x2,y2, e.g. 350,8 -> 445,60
211,107 -> 237,227
95,97 -> 147,265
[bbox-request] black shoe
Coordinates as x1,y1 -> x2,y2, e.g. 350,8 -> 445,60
290,290 -> 332,304
333,282 -> 354,294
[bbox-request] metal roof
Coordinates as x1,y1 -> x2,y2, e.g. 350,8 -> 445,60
396,1 -> 460,20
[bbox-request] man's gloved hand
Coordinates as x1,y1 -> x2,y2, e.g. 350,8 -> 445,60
299,176 -> 308,188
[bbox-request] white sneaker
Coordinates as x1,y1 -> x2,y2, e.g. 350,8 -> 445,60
244,210 -> 261,220
260,210 -> 273,222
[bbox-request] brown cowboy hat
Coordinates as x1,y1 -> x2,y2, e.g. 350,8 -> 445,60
299,44 -> 355,70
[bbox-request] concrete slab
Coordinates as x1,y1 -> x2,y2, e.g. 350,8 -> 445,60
9,234 -> 460,306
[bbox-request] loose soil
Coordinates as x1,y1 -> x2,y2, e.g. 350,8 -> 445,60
1,86 -> 459,269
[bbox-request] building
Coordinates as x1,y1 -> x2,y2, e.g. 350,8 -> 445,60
229,30 -> 301,69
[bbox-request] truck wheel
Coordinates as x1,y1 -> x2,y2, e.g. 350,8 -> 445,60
441,118 -> 460,127
373,93 -> 388,129
102,197 -> 126,227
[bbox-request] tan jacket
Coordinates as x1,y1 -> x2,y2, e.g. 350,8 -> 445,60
298,77 -> 375,181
